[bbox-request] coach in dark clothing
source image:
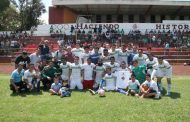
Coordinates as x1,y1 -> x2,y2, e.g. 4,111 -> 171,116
39,40 -> 50,59
15,51 -> 30,70
41,60 -> 58,90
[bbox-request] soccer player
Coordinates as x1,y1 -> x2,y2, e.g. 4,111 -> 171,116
108,43 -> 120,62
82,46 -> 91,64
23,63 -> 40,92
127,74 -> 140,96
140,74 -> 160,99
131,60 -> 146,84
82,58 -> 95,90
145,53 -> 158,79
101,67 -> 116,91
71,43 -> 84,64
94,59 -> 105,89
10,62 -> 27,94
49,77 -> 62,95
118,44 -> 129,65
69,56 -> 83,90
29,48 -> 41,69
89,46 -> 101,65
133,48 -> 148,66
115,61 -> 131,90
103,57 -> 120,73
59,57 -> 70,83
154,56 -> 172,96
101,49 -> 111,63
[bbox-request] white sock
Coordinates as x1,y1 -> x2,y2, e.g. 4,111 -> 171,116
157,82 -> 163,91
168,84 -> 172,93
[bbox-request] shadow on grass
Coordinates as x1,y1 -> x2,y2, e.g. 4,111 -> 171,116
161,88 -> 181,99
10,91 -> 43,97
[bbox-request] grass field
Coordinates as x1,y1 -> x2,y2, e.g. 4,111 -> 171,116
0,74 -> 190,122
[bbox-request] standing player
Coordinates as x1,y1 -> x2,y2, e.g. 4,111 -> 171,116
118,44 -> 129,65
154,56 -> 172,96
15,51 -> 31,70
82,58 -> 95,90
133,48 -> 148,66
71,43 -> 84,64
103,57 -> 120,73
69,56 -> 83,90
131,60 -> 146,84
59,57 -> 70,84
93,59 -> 105,89
145,53 -> 158,79
101,49 -> 111,63
108,44 -> 120,62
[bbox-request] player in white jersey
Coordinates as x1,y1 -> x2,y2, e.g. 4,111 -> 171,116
69,56 -> 83,90
115,61 -> 131,90
23,63 -> 40,91
154,56 -> 172,96
127,74 -> 140,96
133,48 -> 148,66
82,58 -> 96,90
29,49 -> 41,69
59,57 -> 70,82
101,49 -> 111,63
140,74 -> 160,99
71,43 -> 84,64
118,44 -> 129,65
94,59 -> 105,89
108,44 -> 120,62
103,57 -> 120,73
101,67 -> 116,91
145,53 -> 158,79
82,46 -> 91,64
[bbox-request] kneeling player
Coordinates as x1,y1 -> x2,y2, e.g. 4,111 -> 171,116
140,74 -> 160,99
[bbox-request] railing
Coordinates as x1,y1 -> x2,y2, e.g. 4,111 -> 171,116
52,0 -> 190,6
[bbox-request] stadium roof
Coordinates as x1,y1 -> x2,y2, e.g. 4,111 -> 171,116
52,0 -> 190,15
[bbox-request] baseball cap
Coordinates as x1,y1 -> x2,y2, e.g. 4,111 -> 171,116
22,51 -> 27,55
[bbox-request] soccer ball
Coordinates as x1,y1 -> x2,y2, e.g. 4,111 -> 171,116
98,89 -> 105,97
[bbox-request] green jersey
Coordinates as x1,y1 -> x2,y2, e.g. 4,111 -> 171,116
132,65 -> 146,84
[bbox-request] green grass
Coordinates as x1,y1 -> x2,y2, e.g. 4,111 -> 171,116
0,74 -> 190,122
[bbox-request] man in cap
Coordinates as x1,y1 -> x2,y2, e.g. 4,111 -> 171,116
15,51 -> 31,70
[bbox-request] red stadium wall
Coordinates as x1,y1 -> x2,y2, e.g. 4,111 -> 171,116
49,6 -> 77,24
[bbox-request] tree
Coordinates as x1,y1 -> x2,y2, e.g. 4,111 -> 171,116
0,4 -> 20,31
0,0 -> 10,13
17,0 -> 46,31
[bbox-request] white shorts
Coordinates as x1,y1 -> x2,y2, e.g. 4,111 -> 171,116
70,80 -> 83,90
155,67 -> 172,78
103,86 -> 116,91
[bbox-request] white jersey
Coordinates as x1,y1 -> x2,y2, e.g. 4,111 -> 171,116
128,80 -> 140,90
101,55 -> 111,63
156,60 -> 172,71
103,62 -> 120,73
24,69 -> 36,83
60,62 -> 70,80
69,63 -> 83,81
82,52 -> 91,64
118,51 -> 129,65
133,54 -> 148,66
103,73 -> 116,91
82,63 -> 95,80
108,49 -> 119,62
143,80 -> 159,93
71,48 -> 84,64
95,65 -> 105,84
53,50 -> 64,60
146,57 -> 158,74
29,53 -> 41,67
115,68 -> 131,89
